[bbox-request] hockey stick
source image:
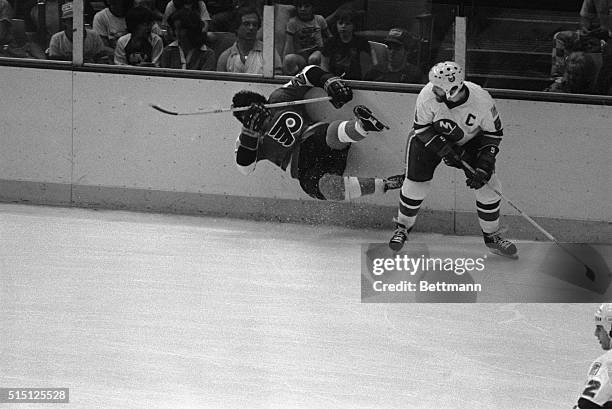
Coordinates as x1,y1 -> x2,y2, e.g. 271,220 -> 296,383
150,96 -> 332,116
461,160 -> 597,281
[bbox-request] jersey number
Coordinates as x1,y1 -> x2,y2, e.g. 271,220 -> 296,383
582,380 -> 601,398
268,111 -> 303,147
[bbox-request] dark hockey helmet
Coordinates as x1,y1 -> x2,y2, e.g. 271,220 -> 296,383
231,90 -> 267,124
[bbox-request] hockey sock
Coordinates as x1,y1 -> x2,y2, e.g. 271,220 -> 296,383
397,180 -> 431,229
319,174 -> 381,201
474,173 -> 502,233
343,176 -> 383,200
476,199 -> 501,234
337,120 -> 367,143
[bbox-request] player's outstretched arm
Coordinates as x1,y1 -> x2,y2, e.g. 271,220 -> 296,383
289,65 -> 353,109
235,104 -> 270,175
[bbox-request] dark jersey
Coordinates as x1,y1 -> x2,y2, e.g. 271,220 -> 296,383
235,65 -> 331,177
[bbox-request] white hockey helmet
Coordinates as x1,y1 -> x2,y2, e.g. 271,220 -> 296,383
595,303 -> 612,335
428,61 -> 465,99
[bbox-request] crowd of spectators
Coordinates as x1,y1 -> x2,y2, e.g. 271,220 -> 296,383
0,0 -> 427,82
2,0 -> 610,94
546,0 -> 611,94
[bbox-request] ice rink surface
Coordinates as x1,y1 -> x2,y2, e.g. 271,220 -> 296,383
0,203 -> 601,409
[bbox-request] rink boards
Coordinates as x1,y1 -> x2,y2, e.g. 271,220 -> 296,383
0,65 -> 609,241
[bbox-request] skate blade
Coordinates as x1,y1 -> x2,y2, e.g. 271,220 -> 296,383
488,248 -> 519,259
389,242 -> 405,252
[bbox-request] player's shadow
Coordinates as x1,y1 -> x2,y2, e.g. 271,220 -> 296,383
540,243 -> 612,299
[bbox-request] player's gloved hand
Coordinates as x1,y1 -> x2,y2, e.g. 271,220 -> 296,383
243,103 -> 270,133
323,76 -> 353,108
442,145 -> 464,168
465,168 -> 491,189
423,134 -> 461,163
464,146 -> 498,189
432,118 -> 464,142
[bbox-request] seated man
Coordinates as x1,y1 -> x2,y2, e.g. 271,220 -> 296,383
114,5 -> 164,66
0,0 -> 45,59
48,2 -> 109,63
232,64 -> 404,201
92,0 -> 131,51
216,6 -> 282,74
363,28 -> 424,84
0,0 -> 13,47
550,0 -> 610,83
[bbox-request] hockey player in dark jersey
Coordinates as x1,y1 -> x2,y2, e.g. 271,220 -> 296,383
232,64 -> 404,201
388,61 -> 518,258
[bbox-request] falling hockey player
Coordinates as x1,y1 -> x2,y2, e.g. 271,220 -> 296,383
231,65 -> 404,202
388,61 -> 518,258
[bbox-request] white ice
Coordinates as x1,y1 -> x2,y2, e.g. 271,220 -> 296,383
0,204 -> 599,409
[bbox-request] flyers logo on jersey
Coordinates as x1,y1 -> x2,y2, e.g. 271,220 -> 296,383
268,111 -> 303,147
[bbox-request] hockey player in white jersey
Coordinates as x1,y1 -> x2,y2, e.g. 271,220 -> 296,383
573,304 -> 612,409
388,61 -> 517,258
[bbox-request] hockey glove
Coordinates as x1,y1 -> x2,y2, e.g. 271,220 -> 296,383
243,103 -> 270,133
323,76 -> 353,109
465,145 -> 498,189
432,118 -> 464,142
442,145 -> 464,168
421,133 -> 462,165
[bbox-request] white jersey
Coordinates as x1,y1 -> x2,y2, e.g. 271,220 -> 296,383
414,81 -> 503,146
578,350 -> 612,407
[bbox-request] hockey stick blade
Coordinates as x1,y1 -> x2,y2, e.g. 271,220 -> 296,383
150,104 -> 178,115
460,160 -> 599,282
149,96 -> 332,116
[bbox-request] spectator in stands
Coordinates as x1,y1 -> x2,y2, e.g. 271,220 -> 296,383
93,0 -> 132,50
0,0 -> 45,59
133,0 -> 165,38
115,5 -> 163,65
363,27 -> 424,84
320,8 -> 374,80
550,0 -> 611,81
598,38 -> 612,94
206,0 -> 235,32
162,0 -> 211,33
282,52 -> 306,75
545,51 -> 600,93
282,0 -> 331,67
48,2 -> 108,62
216,6 -> 281,74
29,0 -> 95,34
319,0 -> 364,28
0,0 -> 12,46
159,8 -> 215,70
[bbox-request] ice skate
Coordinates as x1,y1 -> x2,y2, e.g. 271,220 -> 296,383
383,174 -> 405,192
389,223 -> 409,251
483,229 -> 518,259
353,105 -> 389,132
